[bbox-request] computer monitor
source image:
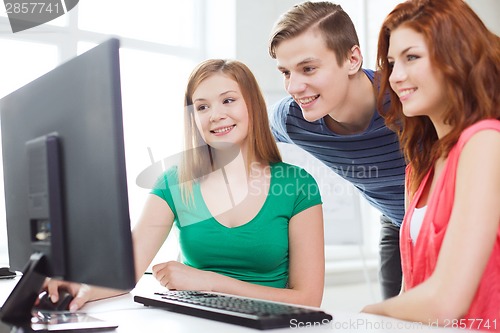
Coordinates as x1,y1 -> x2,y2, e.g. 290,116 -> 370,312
0,38 -> 135,327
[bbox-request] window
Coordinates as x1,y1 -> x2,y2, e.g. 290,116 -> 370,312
78,2 -> 197,47
0,0 -> 221,265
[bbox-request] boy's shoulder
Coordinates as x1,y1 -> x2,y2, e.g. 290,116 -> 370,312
361,68 -> 375,82
272,95 -> 294,111
271,95 -> 302,118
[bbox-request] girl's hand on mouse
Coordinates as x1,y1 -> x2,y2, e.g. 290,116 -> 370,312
43,278 -> 91,311
43,278 -> 130,311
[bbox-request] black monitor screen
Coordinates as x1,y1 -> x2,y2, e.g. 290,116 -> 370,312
0,38 -> 135,325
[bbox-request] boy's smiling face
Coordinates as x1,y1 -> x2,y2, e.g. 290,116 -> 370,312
274,28 -> 353,122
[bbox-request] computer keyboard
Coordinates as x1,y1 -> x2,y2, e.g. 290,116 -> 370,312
134,290 -> 333,330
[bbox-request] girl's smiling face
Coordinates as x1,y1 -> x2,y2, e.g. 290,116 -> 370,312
192,73 -> 249,151
387,26 -> 448,125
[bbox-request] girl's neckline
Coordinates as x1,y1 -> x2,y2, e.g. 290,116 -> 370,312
196,163 -> 277,229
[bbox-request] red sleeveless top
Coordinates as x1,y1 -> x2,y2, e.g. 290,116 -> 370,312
401,119 -> 500,331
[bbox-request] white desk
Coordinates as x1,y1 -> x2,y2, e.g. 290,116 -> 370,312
0,275 -> 469,332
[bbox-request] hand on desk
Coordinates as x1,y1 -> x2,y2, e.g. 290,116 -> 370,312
152,261 -> 213,291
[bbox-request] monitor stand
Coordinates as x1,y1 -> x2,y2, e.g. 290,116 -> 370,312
0,253 -> 117,332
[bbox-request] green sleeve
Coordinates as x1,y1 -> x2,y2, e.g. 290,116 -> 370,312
150,167 -> 179,218
292,166 -> 322,216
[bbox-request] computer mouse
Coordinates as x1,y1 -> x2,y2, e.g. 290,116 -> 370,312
0,267 -> 16,279
35,290 -> 74,312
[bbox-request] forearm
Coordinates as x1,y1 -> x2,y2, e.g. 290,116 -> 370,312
363,289 -> 430,321
206,271 -> 322,307
362,279 -> 462,325
48,281 -> 131,311
87,285 -> 129,303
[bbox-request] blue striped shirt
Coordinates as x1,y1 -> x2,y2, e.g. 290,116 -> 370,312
270,69 -> 405,227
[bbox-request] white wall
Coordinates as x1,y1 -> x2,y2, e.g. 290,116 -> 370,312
466,0 -> 500,35
234,0 -> 298,105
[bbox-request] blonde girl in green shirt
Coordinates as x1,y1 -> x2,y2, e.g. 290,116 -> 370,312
45,59 -> 325,310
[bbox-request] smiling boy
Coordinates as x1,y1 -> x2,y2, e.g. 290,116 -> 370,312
268,1 -> 406,299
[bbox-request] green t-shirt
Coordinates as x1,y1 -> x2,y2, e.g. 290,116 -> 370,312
151,162 -> 322,288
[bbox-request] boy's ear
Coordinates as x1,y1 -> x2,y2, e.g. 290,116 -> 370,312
347,45 -> 363,74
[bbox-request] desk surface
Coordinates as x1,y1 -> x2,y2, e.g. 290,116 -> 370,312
0,275 -> 470,332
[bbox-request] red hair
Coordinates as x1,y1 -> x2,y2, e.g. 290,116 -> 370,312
376,0 -> 500,197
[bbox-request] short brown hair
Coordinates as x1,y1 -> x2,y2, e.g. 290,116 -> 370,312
269,1 -> 359,66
